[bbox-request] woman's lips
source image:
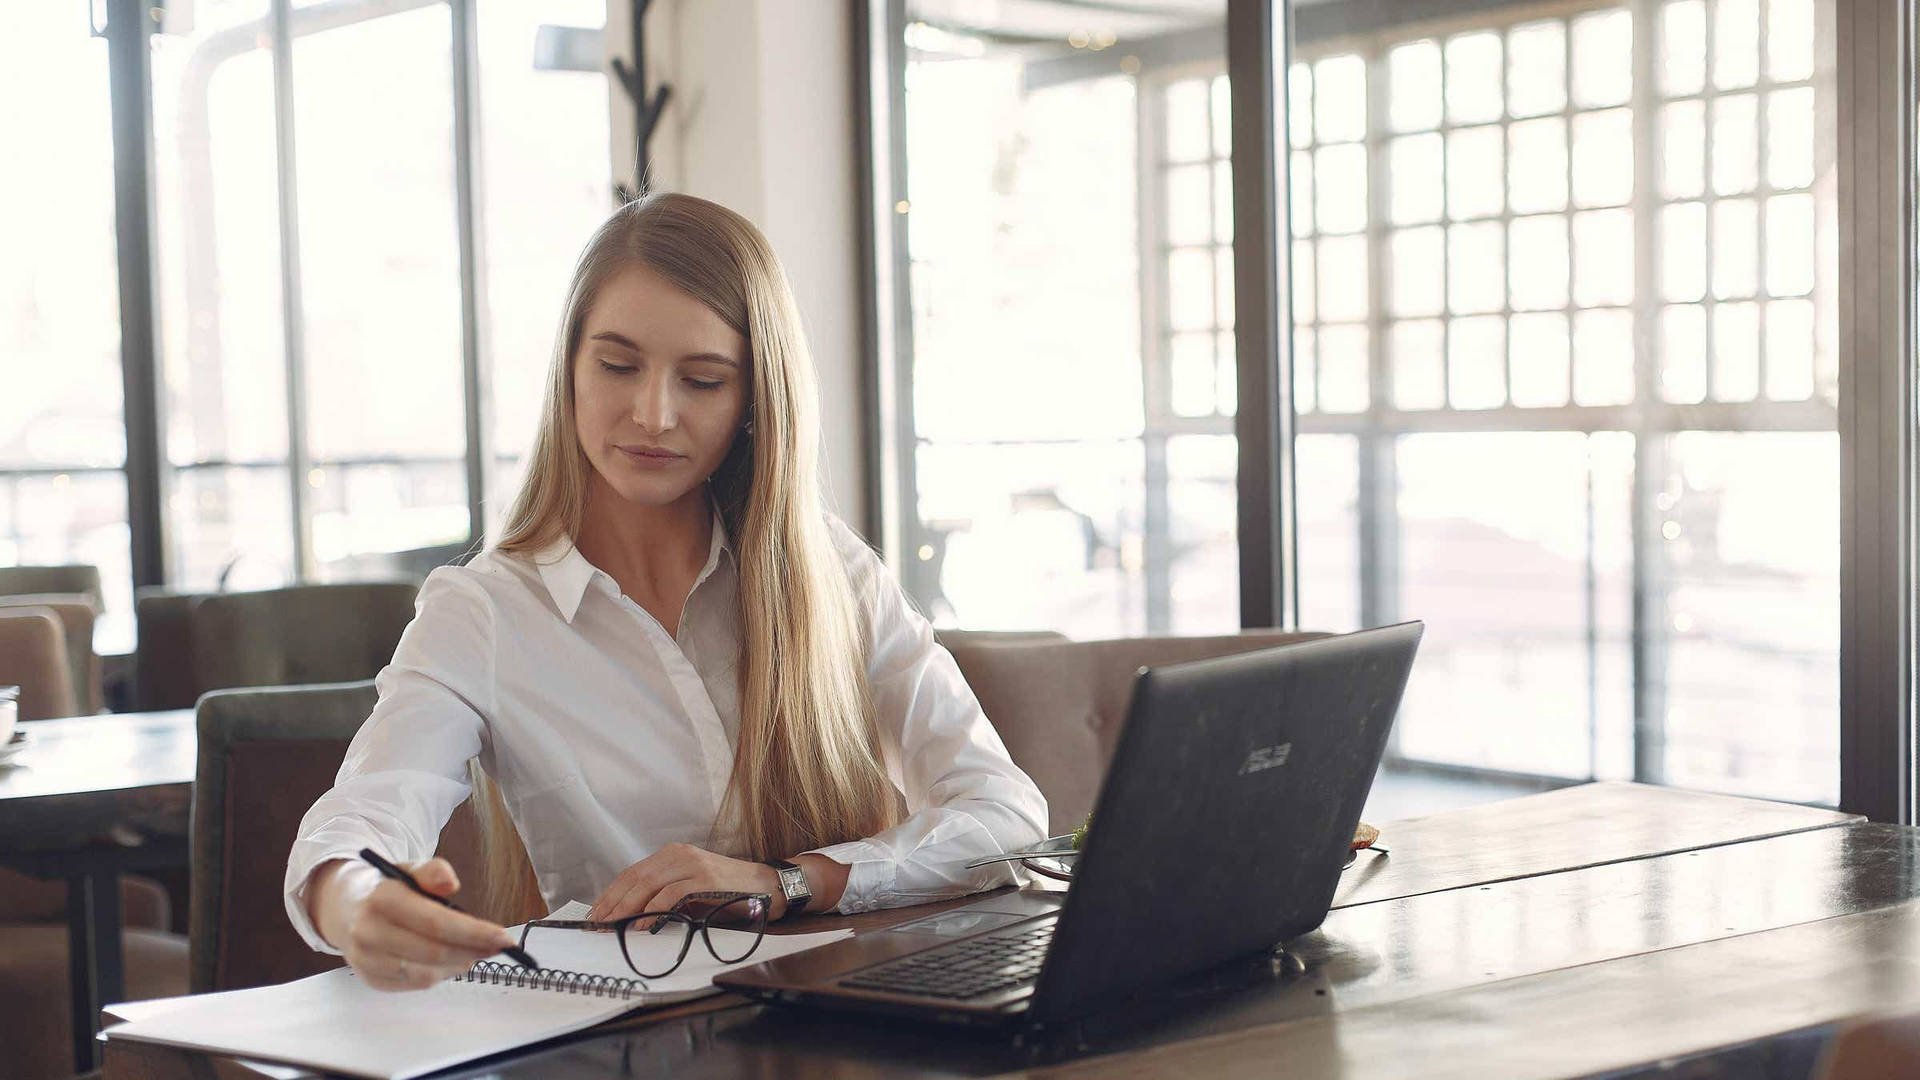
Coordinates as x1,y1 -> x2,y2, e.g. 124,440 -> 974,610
616,446 -> 687,469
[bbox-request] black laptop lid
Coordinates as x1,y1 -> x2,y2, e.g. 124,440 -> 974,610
1028,622 -> 1422,1020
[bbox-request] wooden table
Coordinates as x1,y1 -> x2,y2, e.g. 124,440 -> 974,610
0,709 -> 195,1072
103,781 -> 1920,1080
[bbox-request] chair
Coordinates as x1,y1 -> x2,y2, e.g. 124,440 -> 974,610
0,564 -> 104,614
1819,1010 -> 1920,1079
0,608 -> 182,1080
190,681 -> 505,993
0,607 -> 76,721
945,630 -> 1325,834
0,595 -> 100,715
135,582 -> 420,710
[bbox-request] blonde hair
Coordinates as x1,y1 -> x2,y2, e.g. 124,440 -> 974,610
468,193 -> 898,922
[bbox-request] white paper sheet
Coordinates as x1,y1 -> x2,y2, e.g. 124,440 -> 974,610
105,916 -> 851,1080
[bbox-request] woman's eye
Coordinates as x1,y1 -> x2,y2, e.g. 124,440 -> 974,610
597,359 -> 635,375
687,379 -> 725,391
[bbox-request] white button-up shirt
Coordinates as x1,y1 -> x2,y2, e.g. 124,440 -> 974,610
283,512 -> 1048,952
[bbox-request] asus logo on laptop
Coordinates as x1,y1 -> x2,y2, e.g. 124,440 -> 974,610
1238,743 -> 1292,775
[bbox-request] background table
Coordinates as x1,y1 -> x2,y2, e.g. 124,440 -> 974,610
0,709 -> 194,1071
103,782 -> 1915,1080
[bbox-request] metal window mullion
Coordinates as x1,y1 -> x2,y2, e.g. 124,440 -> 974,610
1359,46 -> 1399,635
1140,72 -> 1173,633
104,0 -> 168,592
270,0 -> 311,582
1754,0 -> 1773,397
1630,0 -> 1670,785
450,0 -> 492,548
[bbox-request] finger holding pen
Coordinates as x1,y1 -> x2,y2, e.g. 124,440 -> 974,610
310,855 -> 525,992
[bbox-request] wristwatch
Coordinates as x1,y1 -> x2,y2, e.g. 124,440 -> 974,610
766,859 -> 812,917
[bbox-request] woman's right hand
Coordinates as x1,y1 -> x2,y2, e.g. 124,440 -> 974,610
307,857 -> 518,991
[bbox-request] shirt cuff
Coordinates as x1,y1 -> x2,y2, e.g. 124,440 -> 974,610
284,854 -> 384,956
799,840 -> 897,914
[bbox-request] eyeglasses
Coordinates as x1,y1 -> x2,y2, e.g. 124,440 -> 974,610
517,891 -> 771,987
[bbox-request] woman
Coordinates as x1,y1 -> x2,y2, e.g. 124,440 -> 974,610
284,193 -> 1048,991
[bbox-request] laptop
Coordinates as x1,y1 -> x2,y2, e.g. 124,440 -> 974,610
716,621 -> 1424,1026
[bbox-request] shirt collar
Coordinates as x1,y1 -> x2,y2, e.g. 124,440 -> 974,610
531,500 -> 733,624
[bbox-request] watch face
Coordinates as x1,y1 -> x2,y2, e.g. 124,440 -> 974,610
780,866 -> 808,900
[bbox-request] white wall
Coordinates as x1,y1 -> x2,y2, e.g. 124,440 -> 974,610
608,0 -> 870,531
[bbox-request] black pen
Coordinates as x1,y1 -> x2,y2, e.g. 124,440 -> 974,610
357,848 -> 540,969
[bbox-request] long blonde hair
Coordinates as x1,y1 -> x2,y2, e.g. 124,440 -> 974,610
469,193 -> 898,921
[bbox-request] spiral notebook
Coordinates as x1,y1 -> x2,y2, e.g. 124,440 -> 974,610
103,902 -> 853,1080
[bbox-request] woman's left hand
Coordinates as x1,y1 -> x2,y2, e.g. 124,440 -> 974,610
589,843 -> 787,922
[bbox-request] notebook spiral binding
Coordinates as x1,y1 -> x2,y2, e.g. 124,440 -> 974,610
456,961 -> 650,1000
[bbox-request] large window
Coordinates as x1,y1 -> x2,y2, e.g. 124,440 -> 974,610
893,3 -> 1234,639
1,6 -> 133,650
873,0 -> 1858,813
1286,0 -> 1839,804
8,0 -> 612,651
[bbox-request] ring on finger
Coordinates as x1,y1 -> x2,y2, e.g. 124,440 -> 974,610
398,957 -> 410,981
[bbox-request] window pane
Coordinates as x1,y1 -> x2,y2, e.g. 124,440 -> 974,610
1165,78 -> 1212,162
1314,55 -> 1367,143
1510,312 -> 1572,408
1714,0 -> 1761,89
1507,21 -> 1567,118
1572,109 -> 1634,209
1290,150 -> 1314,236
1389,135 -> 1444,225
1662,0 -> 1708,95
1661,304 -> 1709,403
1661,100 -> 1707,198
169,467 -> 296,593
1392,320 -> 1447,410
1293,240 -> 1316,322
1769,0 -> 1816,81
1656,433 -> 1837,804
311,462 -> 470,578
1289,62 -> 1313,149
1508,118 -> 1569,214
1389,40 -> 1443,133
1167,436 -> 1239,633
1315,144 -> 1369,234
1712,198 -> 1760,299
1766,193 -> 1816,297
1447,222 -> 1505,315
1319,326 -> 1371,413
1171,333 -> 1217,418
1294,326 -> 1318,413
1447,126 -> 1505,220
152,0 -> 288,470
1391,227 -> 1446,318
1661,202 -> 1708,303
295,8 -> 466,466
1766,299 -> 1816,400
1445,33 -> 1504,125
1167,165 -> 1213,247
1711,93 -> 1759,195
1767,87 -> 1817,190
1713,301 -> 1760,401
1571,10 -> 1633,109
1318,236 -> 1370,322
1573,308 -> 1635,406
1297,434 -> 1360,631
1573,208 -> 1635,307
1448,316 -> 1506,409
0,472 -> 135,654
0,12 -> 123,472
0,10 -> 131,653
1169,248 -> 1214,331
1393,433 -> 1624,778
1509,215 -> 1571,312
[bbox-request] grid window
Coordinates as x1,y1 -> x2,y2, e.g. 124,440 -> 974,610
1271,0 -> 1837,804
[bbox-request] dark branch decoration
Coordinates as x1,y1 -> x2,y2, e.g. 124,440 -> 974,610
611,0 -> 671,204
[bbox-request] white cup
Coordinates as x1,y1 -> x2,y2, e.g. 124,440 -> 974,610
0,686 -> 17,746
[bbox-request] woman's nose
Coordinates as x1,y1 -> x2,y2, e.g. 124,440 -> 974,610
630,375 -> 674,433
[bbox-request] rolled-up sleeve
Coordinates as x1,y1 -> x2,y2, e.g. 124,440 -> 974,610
282,568 -> 495,953
801,520 -> 1050,913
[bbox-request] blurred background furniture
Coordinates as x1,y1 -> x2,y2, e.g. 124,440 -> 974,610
190,681 -> 500,994
134,582 -> 419,711
1820,1009 -> 1920,1080
0,607 -> 77,721
0,565 -> 105,716
943,630 -> 1324,833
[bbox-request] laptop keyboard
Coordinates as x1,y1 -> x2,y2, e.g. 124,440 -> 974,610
839,921 -> 1056,1000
